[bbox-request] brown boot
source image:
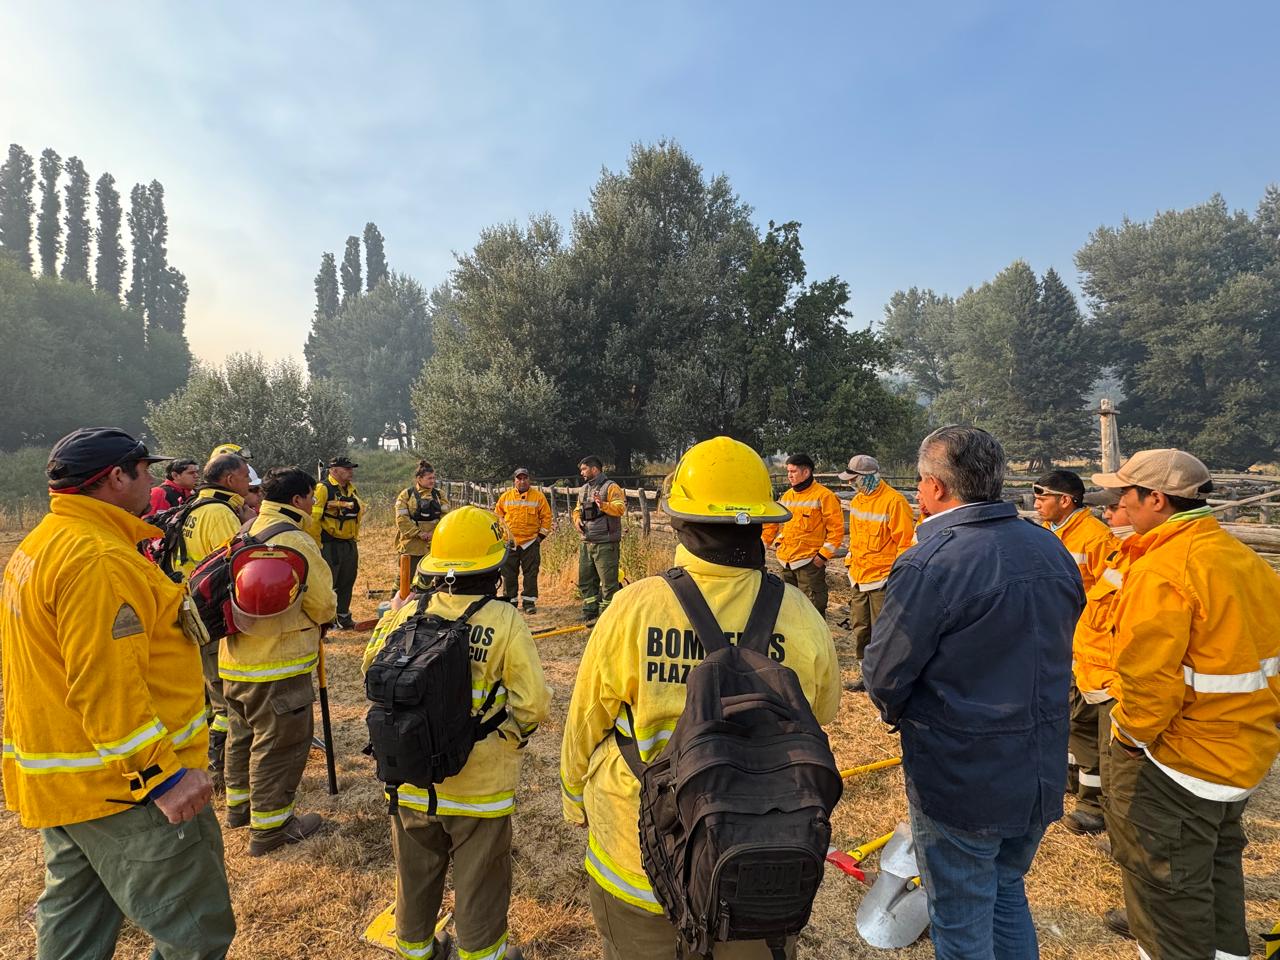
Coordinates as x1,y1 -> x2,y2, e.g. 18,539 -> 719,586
248,812 -> 326,856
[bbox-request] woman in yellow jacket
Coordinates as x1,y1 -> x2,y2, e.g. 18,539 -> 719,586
561,438 -> 841,959
395,459 -> 450,584
363,506 -> 550,960
1093,450 -> 1280,956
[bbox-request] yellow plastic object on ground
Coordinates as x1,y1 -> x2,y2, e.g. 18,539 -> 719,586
363,905 -> 451,954
839,756 -> 902,779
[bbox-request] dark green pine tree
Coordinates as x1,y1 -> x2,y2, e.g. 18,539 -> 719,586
94,173 -> 125,297
305,252 -> 340,379
363,222 -> 388,290
125,183 -> 149,312
37,148 -> 62,278
61,156 -> 92,284
341,235 -> 362,303
0,144 -> 35,271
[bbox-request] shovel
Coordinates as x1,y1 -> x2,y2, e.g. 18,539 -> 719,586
855,822 -> 931,948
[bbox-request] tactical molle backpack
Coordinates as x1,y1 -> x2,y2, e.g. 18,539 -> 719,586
364,595 -> 507,814
143,496 -> 233,582
182,522 -> 299,646
407,486 -> 444,523
617,568 -> 843,960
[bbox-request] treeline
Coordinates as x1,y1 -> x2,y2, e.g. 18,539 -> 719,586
884,187 -> 1280,470
301,142 -> 918,475
0,143 -> 191,450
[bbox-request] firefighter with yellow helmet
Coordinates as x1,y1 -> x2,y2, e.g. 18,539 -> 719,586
560,437 -> 840,958
362,506 -> 550,960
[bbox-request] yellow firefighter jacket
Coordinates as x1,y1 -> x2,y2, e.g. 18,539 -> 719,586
362,591 -> 551,817
1043,508 -> 1116,592
762,480 -> 845,569
1111,510 -> 1280,800
495,486 -> 553,547
313,473 -> 363,541
559,546 -> 841,912
1072,532 -> 1144,701
395,484 -> 450,557
175,487 -> 244,580
2,495 -> 208,828
844,482 -> 915,588
219,502 -> 337,683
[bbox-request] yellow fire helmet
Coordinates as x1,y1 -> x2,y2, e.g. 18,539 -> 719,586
211,442 -> 250,461
416,505 -> 510,579
661,436 -> 792,525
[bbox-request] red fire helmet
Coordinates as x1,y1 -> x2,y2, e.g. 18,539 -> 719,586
230,545 -> 308,635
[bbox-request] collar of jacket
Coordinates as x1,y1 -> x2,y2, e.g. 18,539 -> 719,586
915,500 -> 1016,542
196,485 -> 244,511
326,472 -> 355,492
585,473 -> 609,490
673,543 -> 766,580
257,501 -> 307,528
1134,509 -> 1218,553
790,476 -> 814,493
1048,507 -> 1085,533
853,482 -> 890,504
49,492 -> 161,544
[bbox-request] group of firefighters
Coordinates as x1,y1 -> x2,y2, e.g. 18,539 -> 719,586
2,423 -> 1278,960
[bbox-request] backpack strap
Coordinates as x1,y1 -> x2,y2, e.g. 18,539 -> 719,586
661,567 -> 730,654
738,571 -> 784,657
250,521 -> 300,545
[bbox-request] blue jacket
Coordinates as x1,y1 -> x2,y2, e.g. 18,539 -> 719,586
863,501 -> 1084,835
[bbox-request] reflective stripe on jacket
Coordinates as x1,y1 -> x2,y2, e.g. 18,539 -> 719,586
844,483 -> 915,588
559,546 -> 841,910
219,502 -> 337,682
175,487 -> 244,580
313,474 -> 363,541
495,487 -> 553,547
1110,511 -> 1280,800
1044,508 -> 1115,592
1072,534 -> 1144,699
762,481 -> 845,568
573,476 -> 625,543
361,591 -> 550,817
2,495 -> 208,828
395,485 -> 449,556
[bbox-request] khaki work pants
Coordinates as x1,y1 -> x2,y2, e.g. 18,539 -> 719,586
500,540 -> 542,606
781,560 -> 828,617
1104,741 -> 1249,960
1068,694 -> 1113,818
321,536 -> 359,619
223,672 -> 315,839
848,584 -> 886,661
579,540 -> 621,617
587,879 -> 796,960
201,643 -> 229,767
37,804 -> 235,960
391,808 -> 512,960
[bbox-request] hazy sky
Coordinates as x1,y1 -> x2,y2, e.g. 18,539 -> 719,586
2,2 -> 1277,366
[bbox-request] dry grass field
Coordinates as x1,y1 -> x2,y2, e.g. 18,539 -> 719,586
2,519 -> 1279,959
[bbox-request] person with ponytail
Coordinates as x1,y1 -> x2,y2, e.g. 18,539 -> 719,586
395,459 -> 450,583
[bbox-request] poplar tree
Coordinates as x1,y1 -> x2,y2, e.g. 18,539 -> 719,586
341,235 -> 362,303
364,222 -> 388,290
61,156 -> 92,284
37,148 -> 62,278
95,173 -> 125,297
126,183 -> 149,312
0,144 -> 35,271
306,252 -> 340,379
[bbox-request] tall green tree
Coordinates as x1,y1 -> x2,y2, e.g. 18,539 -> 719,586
305,252 -> 340,379
364,222 -> 388,290
94,173 -> 125,297
341,235 -> 361,303
144,180 -> 186,334
126,183 -> 148,312
61,156 -> 91,284
880,287 -> 958,405
37,148 -> 62,278
0,144 -> 35,271
1076,192 -> 1280,467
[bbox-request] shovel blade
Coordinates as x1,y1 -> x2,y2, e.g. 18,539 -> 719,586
856,874 -> 930,948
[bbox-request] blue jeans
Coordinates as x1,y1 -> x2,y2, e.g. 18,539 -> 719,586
908,800 -> 1045,959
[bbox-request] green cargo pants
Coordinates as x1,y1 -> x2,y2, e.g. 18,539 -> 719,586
321,536 -> 359,620
37,804 -> 235,960
1069,693 -> 1112,818
223,672 -> 315,840
587,879 -> 795,960
848,584 -> 886,661
1104,741 -> 1249,960
579,540 -> 620,618
391,808 -> 513,960
500,540 -> 542,607
781,560 -> 829,617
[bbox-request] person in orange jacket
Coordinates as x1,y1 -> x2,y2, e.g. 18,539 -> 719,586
495,467 -> 553,613
837,454 -> 914,691
761,453 -> 844,617
1092,449 -> 1280,955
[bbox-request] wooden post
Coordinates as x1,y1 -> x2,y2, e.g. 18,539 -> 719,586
1099,398 -> 1122,472
639,487 -> 651,535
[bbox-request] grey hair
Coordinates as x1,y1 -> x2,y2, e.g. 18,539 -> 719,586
918,425 -> 1006,503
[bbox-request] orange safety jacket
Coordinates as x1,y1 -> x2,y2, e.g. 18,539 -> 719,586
495,486 -> 553,547
1043,508 -> 1115,592
844,482 -> 915,588
1072,533 -> 1145,701
1111,509 -> 1280,800
762,480 -> 845,568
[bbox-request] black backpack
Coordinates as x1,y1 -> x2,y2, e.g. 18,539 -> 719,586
617,568 -> 843,960
143,495 -> 236,582
364,595 -> 508,815
406,486 -> 444,523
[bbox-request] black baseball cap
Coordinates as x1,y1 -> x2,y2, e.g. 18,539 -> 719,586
329,456 -> 359,468
513,467 -> 530,478
47,427 -> 169,490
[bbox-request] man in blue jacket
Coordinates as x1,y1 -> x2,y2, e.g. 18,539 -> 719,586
864,425 -> 1084,960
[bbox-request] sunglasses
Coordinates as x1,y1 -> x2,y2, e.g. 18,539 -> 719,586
1031,484 -> 1072,498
